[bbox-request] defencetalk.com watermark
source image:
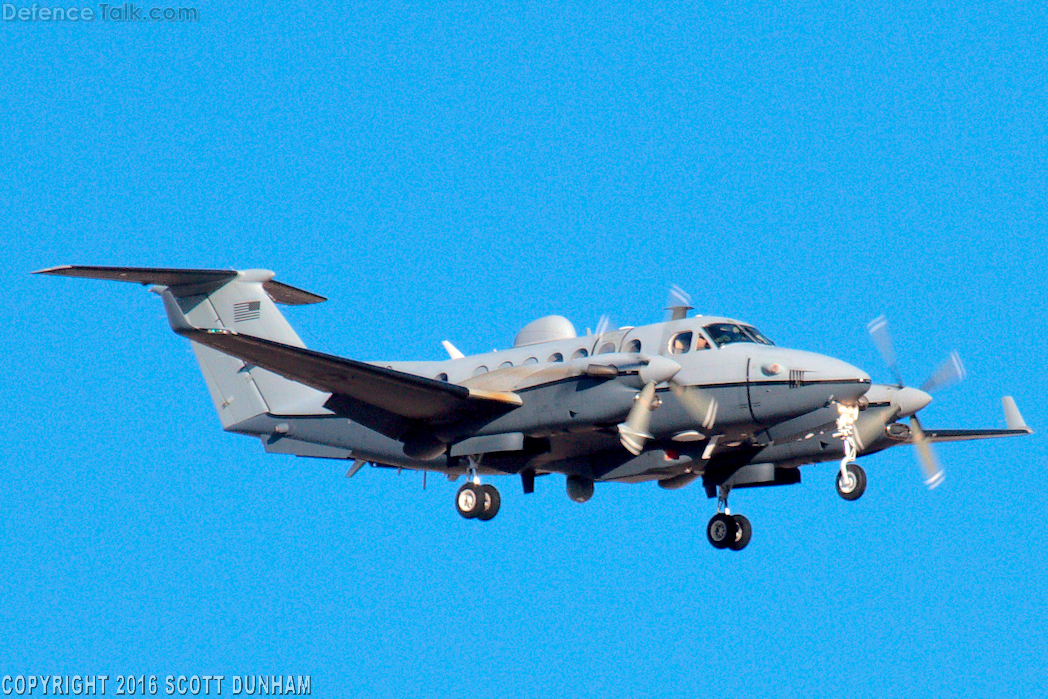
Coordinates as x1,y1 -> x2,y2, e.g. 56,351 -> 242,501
3,3 -> 198,21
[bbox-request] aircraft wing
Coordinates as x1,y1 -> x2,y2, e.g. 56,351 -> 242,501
911,397 -> 1032,444
182,328 -> 521,438
914,428 -> 1032,443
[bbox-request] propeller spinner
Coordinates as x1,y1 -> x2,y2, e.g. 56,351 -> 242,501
866,315 -> 965,489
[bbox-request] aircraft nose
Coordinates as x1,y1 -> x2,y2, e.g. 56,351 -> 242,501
827,357 -> 870,402
806,354 -> 870,385
893,387 -> 933,416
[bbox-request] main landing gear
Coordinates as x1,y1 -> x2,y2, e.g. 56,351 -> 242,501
706,485 -> 751,551
454,457 -> 501,521
455,482 -> 501,520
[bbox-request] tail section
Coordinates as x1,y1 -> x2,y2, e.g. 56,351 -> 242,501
35,265 -> 329,428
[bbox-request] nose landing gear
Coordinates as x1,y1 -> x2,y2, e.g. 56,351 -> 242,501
836,462 -> 867,501
834,403 -> 867,501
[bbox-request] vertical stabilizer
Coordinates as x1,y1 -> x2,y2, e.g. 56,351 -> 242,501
34,265 -> 329,429
160,270 -> 328,427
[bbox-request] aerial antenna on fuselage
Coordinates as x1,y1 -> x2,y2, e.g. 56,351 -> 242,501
441,340 -> 465,360
665,285 -> 693,321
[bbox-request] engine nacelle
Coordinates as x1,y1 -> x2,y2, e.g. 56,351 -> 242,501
401,429 -> 447,460
566,475 -> 594,503
657,472 -> 701,490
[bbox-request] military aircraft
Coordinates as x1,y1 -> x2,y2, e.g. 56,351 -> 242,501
35,265 -> 1032,550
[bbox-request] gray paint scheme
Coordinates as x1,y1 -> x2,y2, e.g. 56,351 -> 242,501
35,265 -> 1032,503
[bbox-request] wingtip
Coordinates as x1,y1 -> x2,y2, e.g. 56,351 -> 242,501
1002,396 -> 1031,433
31,265 -> 72,275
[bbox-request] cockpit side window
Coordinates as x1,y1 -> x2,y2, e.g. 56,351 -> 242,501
741,325 -> 774,345
693,330 -> 711,351
704,323 -> 755,347
668,331 -> 692,354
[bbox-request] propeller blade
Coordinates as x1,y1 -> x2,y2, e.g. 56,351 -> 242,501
618,382 -> 657,455
594,314 -> 613,336
867,315 -> 904,386
665,285 -> 693,321
670,383 -> 719,432
920,351 -> 966,393
910,415 -> 945,489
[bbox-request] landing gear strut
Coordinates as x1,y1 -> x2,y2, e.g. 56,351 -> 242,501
706,485 -> 752,551
834,403 -> 867,501
454,457 -> 501,521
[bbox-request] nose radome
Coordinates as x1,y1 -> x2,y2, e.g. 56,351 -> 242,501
893,387 -> 933,416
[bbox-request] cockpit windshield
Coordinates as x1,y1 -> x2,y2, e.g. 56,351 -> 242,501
741,325 -> 774,345
704,322 -> 768,347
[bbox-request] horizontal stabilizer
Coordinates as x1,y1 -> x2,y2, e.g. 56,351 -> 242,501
183,328 -> 521,438
34,265 -> 236,287
34,265 -> 326,305
262,280 -> 327,305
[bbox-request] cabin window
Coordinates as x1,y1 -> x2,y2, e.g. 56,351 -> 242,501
523,357 -> 538,365
498,361 -> 513,369
624,339 -> 642,353
548,352 -> 564,363
598,342 -> 616,354
572,348 -> 589,360
472,365 -> 489,376
668,331 -> 692,354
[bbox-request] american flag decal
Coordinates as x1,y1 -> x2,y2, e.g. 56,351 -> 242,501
233,301 -> 261,322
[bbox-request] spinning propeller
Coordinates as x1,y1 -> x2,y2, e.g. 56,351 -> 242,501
867,315 -> 966,488
616,287 -> 719,455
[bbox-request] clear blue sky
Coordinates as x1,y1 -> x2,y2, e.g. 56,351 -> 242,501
2,3 -> 1046,697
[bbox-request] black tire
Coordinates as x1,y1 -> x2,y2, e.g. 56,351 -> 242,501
836,463 -> 867,501
477,484 -> 501,521
707,513 -> 738,549
728,514 -> 752,551
455,483 -> 485,519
